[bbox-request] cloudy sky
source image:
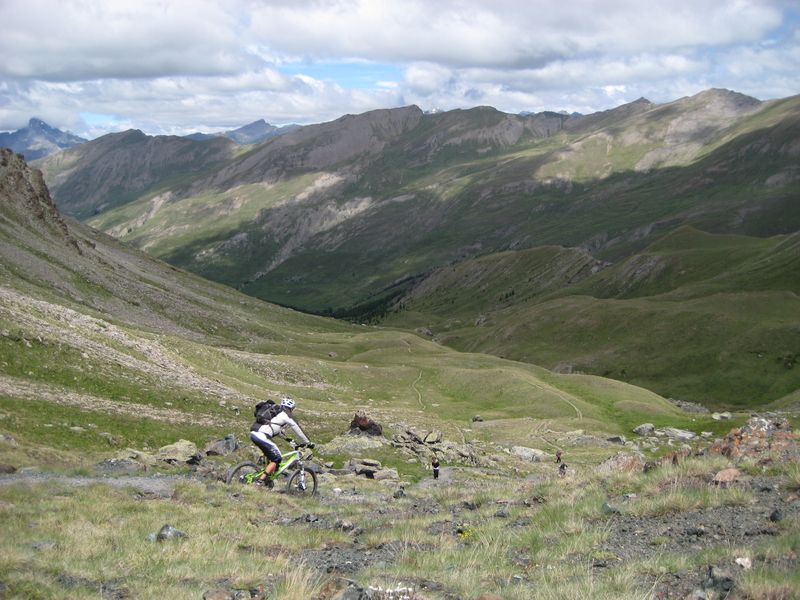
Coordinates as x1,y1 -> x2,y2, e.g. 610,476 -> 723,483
1,0 -> 798,138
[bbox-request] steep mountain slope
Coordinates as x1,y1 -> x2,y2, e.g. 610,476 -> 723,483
1,149 -> 685,470
35,130 -> 237,218
44,90 -> 798,314
0,118 -> 86,160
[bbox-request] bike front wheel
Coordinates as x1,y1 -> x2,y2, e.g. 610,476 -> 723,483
226,461 -> 260,486
286,467 -> 318,496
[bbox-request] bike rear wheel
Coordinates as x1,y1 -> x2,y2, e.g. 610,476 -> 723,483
226,461 -> 260,486
286,467 -> 318,496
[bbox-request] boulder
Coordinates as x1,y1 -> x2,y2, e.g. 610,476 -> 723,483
596,452 -> 646,474
348,411 -> 383,436
116,448 -> 157,468
424,430 -> 443,444
372,468 -> 399,481
155,524 -> 187,541
157,440 -> 201,464
510,446 -> 548,462
204,435 -> 239,456
633,423 -> 655,436
712,468 -> 744,487
662,427 -> 696,441
607,435 -> 627,445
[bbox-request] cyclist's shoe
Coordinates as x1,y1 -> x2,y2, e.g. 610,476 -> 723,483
254,478 -> 273,489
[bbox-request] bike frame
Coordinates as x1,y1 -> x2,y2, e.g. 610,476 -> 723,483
240,447 -> 309,485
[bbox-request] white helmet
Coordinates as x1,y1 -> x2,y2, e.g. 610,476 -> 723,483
281,397 -> 296,410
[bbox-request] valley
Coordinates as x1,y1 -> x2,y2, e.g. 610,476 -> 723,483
33,89 -> 800,407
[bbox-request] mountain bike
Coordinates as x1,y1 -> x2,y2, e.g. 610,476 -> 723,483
225,439 -> 318,496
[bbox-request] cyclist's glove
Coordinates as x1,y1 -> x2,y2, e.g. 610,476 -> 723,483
307,442 -> 315,449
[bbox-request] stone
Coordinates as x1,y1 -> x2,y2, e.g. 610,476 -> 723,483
424,430 -> 443,444
596,452 -> 646,474
372,468 -> 399,481
0,464 -> 16,474
662,427 -> 696,441
769,509 -> 783,522
633,423 -> 655,436
157,439 -> 200,464
607,435 -> 627,445
349,411 -> 383,436
116,448 -> 158,468
510,446 -> 547,462
712,468 -> 743,487
156,524 -> 187,541
704,566 -> 735,592
601,502 -> 621,515
472,415 -> 484,422
204,434 -> 239,456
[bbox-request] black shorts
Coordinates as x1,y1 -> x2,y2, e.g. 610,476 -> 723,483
250,432 -> 282,464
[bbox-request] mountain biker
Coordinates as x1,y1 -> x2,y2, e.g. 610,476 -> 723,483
250,397 -> 314,485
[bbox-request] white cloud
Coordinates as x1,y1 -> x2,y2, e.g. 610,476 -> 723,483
0,0 -> 796,137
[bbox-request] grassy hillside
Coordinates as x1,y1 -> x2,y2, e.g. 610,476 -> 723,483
33,91 -> 800,411
381,228 -> 800,408
3,150 -> 799,600
1,148 -> 704,472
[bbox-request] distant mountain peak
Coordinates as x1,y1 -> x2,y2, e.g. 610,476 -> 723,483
0,118 -> 86,161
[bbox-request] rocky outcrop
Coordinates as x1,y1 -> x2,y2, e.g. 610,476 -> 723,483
391,426 -> 489,467
708,416 -> 798,461
349,411 -> 383,436
156,439 -> 202,464
0,149 -> 81,253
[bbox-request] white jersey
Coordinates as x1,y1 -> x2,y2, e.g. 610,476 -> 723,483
253,409 -> 310,445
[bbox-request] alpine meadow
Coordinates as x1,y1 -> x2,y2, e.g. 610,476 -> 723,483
1,3 -> 800,597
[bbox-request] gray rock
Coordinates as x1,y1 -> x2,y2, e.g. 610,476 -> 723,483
662,427 -> 696,441
607,435 -> 627,445
372,468 -> 399,481
156,524 -> 187,541
510,446 -> 547,462
204,434 -> 239,456
704,566 -> 735,592
601,502 -> 621,515
472,415 -> 484,422
633,423 -> 655,436
157,439 -> 201,464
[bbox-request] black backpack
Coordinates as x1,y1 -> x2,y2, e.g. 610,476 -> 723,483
254,400 -> 282,425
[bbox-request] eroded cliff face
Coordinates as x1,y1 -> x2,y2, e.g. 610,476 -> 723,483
0,148 -> 80,252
